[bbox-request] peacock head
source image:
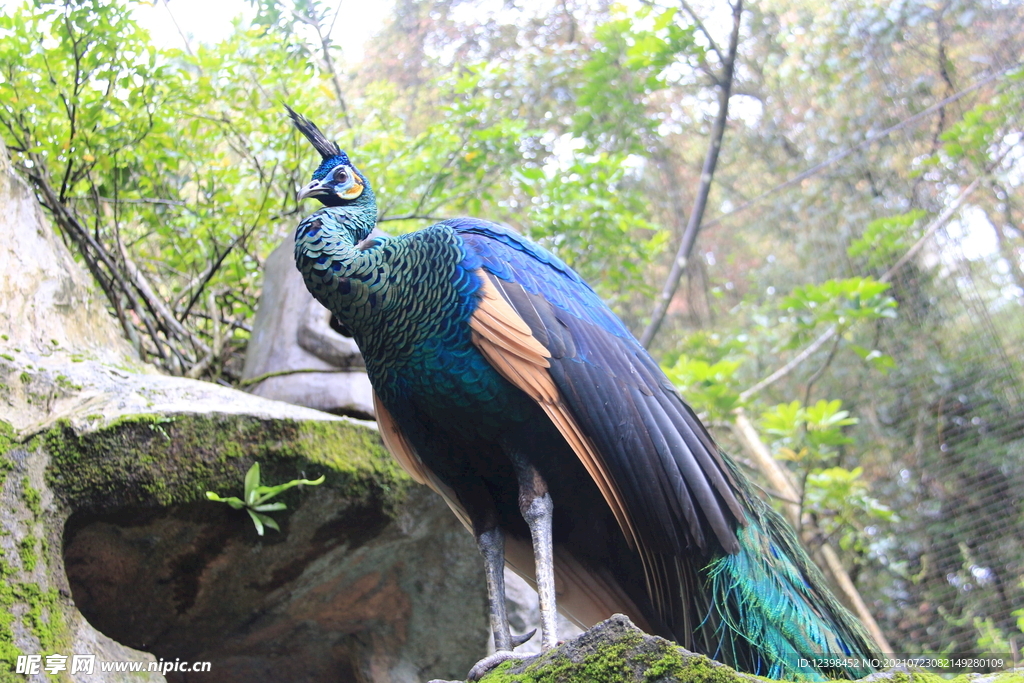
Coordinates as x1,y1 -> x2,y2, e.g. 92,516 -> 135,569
287,106 -> 372,208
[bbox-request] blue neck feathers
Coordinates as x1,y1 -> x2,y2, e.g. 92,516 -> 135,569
293,193 -> 384,339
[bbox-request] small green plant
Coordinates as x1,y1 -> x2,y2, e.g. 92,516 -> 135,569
206,462 -> 324,536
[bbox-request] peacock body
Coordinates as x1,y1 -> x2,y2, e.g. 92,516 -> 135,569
290,110 -> 878,680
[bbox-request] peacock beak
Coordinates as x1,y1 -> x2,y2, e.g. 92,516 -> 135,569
297,179 -> 328,201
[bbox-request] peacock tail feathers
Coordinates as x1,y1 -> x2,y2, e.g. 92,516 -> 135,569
707,492 -> 876,680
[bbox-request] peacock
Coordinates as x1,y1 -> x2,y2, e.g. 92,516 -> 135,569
286,107 -> 879,681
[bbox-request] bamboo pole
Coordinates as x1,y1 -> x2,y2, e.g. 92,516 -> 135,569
732,408 -> 893,653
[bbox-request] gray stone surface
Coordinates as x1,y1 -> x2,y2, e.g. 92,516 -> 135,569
62,482 -> 487,683
1,139 -> 162,682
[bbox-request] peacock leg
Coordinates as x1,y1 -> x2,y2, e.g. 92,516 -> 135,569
467,525 -> 528,681
477,526 -> 512,651
518,474 -> 558,649
503,434 -> 559,650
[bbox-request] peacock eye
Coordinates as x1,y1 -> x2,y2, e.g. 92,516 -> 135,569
333,167 -> 349,184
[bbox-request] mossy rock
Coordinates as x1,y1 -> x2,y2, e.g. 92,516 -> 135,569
1,399 -> 488,683
473,615 -> 1024,683
41,412 -> 409,514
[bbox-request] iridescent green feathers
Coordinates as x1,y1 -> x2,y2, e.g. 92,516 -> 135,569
707,475 -> 877,679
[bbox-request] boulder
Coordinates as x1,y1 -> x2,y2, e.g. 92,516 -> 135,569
470,615 -> 1024,683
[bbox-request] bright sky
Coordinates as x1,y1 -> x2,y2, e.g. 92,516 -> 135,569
133,0 -> 393,64
0,0 -> 392,61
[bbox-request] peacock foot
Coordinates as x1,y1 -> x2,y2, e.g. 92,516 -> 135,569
467,649 -> 530,681
426,629 -> 538,683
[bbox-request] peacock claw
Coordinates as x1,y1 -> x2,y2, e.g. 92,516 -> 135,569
467,650 -> 531,681
510,629 -> 536,648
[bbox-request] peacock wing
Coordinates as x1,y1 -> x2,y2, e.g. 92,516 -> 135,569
452,218 -> 747,561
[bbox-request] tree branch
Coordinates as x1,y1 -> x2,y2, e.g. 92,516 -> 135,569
292,3 -> 353,130
178,164 -> 277,322
679,0 -> 726,66
698,63 -> 1019,234
739,173 -> 987,402
640,0 -> 742,348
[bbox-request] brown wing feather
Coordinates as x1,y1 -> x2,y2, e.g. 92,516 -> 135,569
503,536 -> 653,634
469,271 -> 642,553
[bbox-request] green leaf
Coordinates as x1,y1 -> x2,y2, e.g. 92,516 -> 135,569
850,345 -> 897,374
251,474 -> 326,505
761,401 -> 806,438
244,462 -> 261,506
247,508 -> 265,536
206,492 -> 246,510
252,502 -> 288,512
848,210 -> 926,267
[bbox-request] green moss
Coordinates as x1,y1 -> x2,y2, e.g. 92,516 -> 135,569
53,375 -> 82,392
18,372 -> 29,384
292,419 -> 410,508
14,582 -> 68,658
477,630 -> 748,683
0,560 -> 20,680
0,354 -> 12,362
0,554 -> 70,678
0,422 -> 12,451
21,478 -> 41,517
480,639 -> 1024,683
17,537 -> 37,573
481,633 -> 641,683
642,651 -> 747,683
42,413 -> 409,515
0,422 -> 14,488
476,621 -> 784,683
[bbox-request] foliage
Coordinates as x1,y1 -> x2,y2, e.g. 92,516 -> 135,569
848,210 -> 927,269
517,153 -> 667,299
573,5 -> 697,153
779,277 -> 897,346
206,462 -> 325,535
0,1 -> 531,378
759,399 -> 894,554
664,355 -> 743,421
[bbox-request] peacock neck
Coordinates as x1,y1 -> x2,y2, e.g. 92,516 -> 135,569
294,198 -> 389,341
